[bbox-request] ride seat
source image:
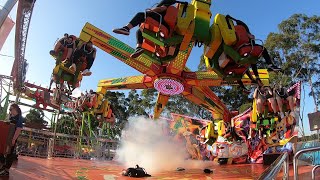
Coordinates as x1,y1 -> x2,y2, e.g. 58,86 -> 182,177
223,63 -> 250,75
142,38 -> 167,56
234,25 -> 264,58
140,6 -> 179,39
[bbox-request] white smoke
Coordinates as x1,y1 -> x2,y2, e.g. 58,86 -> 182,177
71,88 -> 83,97
115,116 -> 213,174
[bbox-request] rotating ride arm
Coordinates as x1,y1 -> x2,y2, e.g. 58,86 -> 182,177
79,23 -> 163,76
183,69 -> 270,87
97,75 -> 154,90
182,86 -> 231,122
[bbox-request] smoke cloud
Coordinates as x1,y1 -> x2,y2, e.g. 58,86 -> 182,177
115,116 -> 212,174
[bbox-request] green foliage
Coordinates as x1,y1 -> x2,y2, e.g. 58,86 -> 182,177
105,91 -> 129,122
165,94 -> 212,119
265,14 -> 320,108
55,114 -> 78,135
126,90 -> 148,117
25,108 -> 48,126
210,86 -> 253,111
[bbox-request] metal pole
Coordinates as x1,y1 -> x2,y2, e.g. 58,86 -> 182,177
0,0 -> 18,28
257,152 -> 289,180
79,112 -> 85,145
294,147 -> 320,180
312,165 -> 320,180
88,112 -> 92,145
51,110 -> 60,158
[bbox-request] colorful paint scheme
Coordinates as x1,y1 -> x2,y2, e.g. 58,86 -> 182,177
78,0 -> 271,121
160,82 -> 300,164
49,35 -> 83,94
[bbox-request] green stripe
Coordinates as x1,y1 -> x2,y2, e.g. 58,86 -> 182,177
108,38 -> 134,54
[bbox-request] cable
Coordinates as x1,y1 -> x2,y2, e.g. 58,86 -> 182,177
0,54 -> 15,58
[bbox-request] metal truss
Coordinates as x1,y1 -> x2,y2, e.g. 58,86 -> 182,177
11,0 -> 36,92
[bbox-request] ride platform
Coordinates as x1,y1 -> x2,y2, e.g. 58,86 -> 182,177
4,156 -> 318,180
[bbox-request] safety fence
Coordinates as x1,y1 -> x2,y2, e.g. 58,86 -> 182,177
16,127 -> 118,160
257,152 -> 289,180
296,140 -> 320,165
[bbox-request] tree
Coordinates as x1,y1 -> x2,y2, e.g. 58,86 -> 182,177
265,14 -> 320,110
140,89 -> 157,115
25,108 -> 48,129
126,90 -> 148,116
210,86 -> 253,111
55,114 -> 78,135
164,94 -> 212,119
105,91 -> 129,122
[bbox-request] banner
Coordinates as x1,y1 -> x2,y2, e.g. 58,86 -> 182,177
0,17 -> 15,51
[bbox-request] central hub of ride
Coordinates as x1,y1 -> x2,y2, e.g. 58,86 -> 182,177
154,78 -> 184,95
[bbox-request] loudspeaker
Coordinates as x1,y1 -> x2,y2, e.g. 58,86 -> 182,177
308,112 -> 320,131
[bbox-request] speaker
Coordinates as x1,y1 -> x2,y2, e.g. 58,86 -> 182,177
308,112 -> 320,131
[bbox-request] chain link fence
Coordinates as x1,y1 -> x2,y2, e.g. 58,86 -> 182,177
16,127 -> 118,160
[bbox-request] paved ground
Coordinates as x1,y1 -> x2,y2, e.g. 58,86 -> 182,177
0,156 -> 318,180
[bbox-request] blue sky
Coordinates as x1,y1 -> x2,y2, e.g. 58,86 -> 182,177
0,0 -> 319,135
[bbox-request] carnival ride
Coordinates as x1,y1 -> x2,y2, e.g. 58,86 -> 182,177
163,81 -> 300,164
71,0 -> 301,165
0,0 -> 304,171
77,0 -> 270,121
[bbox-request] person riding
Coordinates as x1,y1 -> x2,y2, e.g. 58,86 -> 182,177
112,0 -> 177,58
50,33 -> 76,63
0,104 -> 23,176
253,85 -> 278,118
273,84 -> 295,119
70,41 -> 97,76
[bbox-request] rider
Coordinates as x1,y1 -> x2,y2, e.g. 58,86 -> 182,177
50,33 -> 76,62
112,0 -> 177,58
70,41 -> 97,76
273,84 -> 295,118
253,85 -> 278,118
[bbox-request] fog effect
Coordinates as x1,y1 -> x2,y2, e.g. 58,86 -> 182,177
115,116 -> 212,173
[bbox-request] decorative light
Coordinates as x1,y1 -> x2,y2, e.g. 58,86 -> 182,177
154,78 -> 184,95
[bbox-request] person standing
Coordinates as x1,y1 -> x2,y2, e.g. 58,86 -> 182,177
0,103 -> 23,176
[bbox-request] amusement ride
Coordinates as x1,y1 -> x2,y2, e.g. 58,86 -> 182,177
0,0 -> 305,171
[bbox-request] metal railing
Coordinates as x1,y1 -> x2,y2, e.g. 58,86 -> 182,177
293,146 -> 320,180
16,127 -> 118,160
257,152 -> 289,180
312,165 -> 320,180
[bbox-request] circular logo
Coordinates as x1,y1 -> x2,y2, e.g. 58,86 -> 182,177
154,78 -> 184,95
